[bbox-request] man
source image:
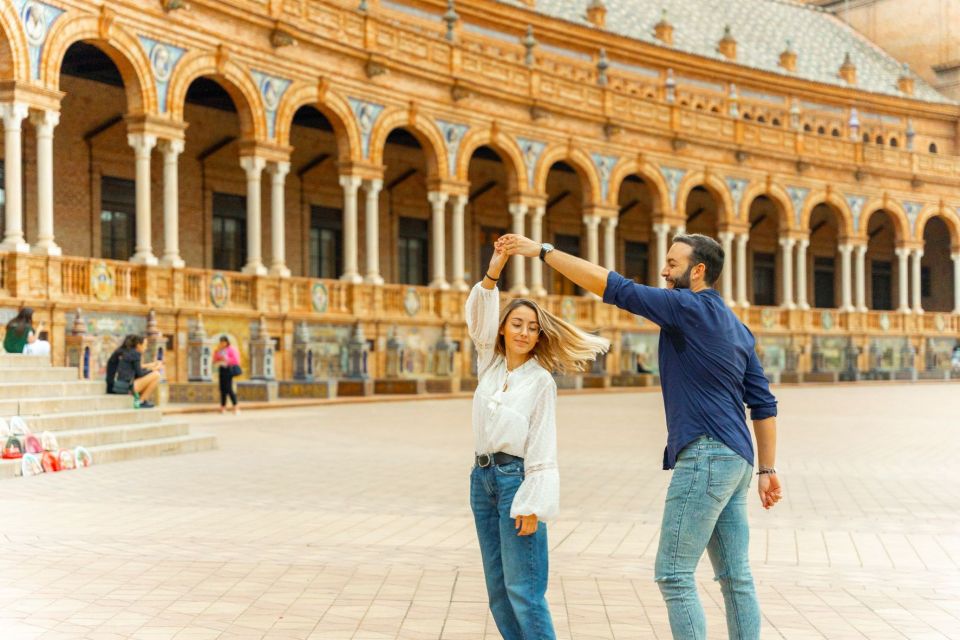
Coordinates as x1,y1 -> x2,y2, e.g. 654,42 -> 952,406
498,232 -> 781,640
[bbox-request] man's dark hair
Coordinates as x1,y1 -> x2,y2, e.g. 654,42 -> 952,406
672,234 -> 724,286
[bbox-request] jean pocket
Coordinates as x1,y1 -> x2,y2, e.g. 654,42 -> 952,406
495,461 -> 524,477
706,456 -> 744,502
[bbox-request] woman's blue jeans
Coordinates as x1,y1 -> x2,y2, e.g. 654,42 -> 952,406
655,436 -> 760,639
470,460 -> 556,640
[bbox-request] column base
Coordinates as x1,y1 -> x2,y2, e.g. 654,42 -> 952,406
161,254 -> 185,268
798,303 -> 810,311
269,264 -> 291,278
364,274 -> 385,285
738,301 -> 751,309
242,261 -> 267,276
130,252 -> 158,266
31,241 -> 61,256
340,272 -> 363,284
856,305 -> 868,312
530,286 -> 547,297
898,306 -> 912,315
509,285 -> 530,296
0,240 -> 30,253
429,279 -> 450,290
913,308 -> 925,315
451,280 -> 469,292
780,303 -> 796,310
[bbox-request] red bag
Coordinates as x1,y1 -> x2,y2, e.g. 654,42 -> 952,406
41,450 -> 60,473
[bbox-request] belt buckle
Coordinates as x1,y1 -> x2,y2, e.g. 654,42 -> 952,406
477,453 -> 492,468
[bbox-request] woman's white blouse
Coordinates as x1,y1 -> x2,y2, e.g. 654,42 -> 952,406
466,282 -> 560,522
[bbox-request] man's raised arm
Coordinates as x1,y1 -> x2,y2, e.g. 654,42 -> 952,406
497,234 -> 608,297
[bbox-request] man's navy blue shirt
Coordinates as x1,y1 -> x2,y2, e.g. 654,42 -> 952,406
603,271 -> 778,470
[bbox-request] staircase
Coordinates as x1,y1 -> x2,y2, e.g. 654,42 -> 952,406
0,354 -> 216,478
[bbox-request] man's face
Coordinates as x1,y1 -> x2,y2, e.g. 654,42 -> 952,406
662,243 -> 695,290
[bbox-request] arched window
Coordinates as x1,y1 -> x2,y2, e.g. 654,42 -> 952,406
831,128 -> 840,137
889,137 -> 899,148
929,142 -> 938,154
772,118 -> 781,127
681,100 -> 690,107
804,123 -> 812,132
862,132 -> 870,143
695,103 -> 704,110
876,135 -> 885,145
710,105 -> 720,114
743,113 -> 753,121
817,126 -> 826,135
757,115 -> 767,123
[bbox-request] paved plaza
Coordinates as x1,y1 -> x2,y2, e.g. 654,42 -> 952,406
2,383 -> 959,640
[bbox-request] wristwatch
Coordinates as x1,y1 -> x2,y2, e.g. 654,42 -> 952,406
539,242 -> 555,262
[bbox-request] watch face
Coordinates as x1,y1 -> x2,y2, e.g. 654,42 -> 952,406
542,243 -> 554,252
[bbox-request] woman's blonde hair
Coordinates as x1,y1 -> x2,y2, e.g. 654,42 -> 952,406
495,299 -> 610,374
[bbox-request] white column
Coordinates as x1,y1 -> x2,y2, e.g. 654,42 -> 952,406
602,217 -> 618,271
653,222 -> 671,288
895,248 -> 910,313
779,237 -> 795,309
267,161 -> 290,277
718,231 -> 734,305
338,175 -> 362,283
0,103 -> 28,253
854,244 -> 867,311
363,178 -> 384,285
30,109 -> 60,256
736,232 -> 749,307
911,248 -> 924,314
529,205 -> 546,296
158,139 -> 184,267
508,202 -> 528,294
428,191 -> 449,289
796,239 -> 809,310
128,133 -> 158,265
952,252 -> 960,314
838,243 -> 853,312
583,214 -> 601,265
238,156 -> 266,275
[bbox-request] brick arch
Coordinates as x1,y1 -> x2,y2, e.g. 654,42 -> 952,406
455,128 -> 524,194
0,3 -> 29,82
741,181 -> 792,230
533,144 -> 601,207
41,14 -> 157,115
166,50 -> 265,141
915,203 -> 960,248
675,171 -> 735,226
274,82 -> 360,164
368,107 -> 445,180
798,189 -> 854,238
608,159 -> 670,219
859,199 -> 909,243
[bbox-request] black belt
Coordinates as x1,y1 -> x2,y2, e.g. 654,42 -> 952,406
475,452 -> 523,468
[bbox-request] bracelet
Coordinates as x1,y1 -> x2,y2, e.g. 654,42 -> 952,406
483,272 -> 499,282
756,467 -> 777,475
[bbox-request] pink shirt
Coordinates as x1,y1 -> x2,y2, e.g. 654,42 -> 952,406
214,345 -> 240,367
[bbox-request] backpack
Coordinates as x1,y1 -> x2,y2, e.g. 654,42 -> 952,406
2,436 -> 23,459
24,434 -> 42,455
20,453 -> 43,477
40,431 -> 58,452
75,446 -> 93,468
40,450 -> 59,473
9,416 -> 30,436
58,449 -> 76,471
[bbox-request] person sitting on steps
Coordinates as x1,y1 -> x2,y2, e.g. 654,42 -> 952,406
114,335 -> 163,408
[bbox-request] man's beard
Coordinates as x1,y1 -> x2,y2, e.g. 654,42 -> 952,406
668,265 -> 693,290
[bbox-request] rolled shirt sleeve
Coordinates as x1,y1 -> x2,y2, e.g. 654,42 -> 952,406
743,348 -> 778,420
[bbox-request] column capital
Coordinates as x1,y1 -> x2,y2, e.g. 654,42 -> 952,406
29,109 -> 59,130
778,236 -> 797,248
952,252 -> 960,261
582,214 -> 601,227
895,247 -> 911,258
158,138 -> 185,156
427,190 -> 450,206
735,232 -> 749,243
717,230 -> 735,242
652,222 -> 672,234
508,202 -> 528,216
339,173 -> 363,191
267,161 -> 291,178
363,177 -> 384,194
603,216 -> 619,229
127,132 -> 157,155
911,248 -> 924,259
239,154 -> 266,175
0,102 -> 29,126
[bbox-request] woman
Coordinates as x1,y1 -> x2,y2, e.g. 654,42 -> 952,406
4,308 -> 42,354
467,244 -> 609,640
212,336 -> 241,415
114,335 -> 162,408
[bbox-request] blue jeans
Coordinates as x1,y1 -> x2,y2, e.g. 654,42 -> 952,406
655,436 -> 760,640
470,461 -> 556,640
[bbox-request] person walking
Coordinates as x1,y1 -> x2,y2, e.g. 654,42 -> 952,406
467,243 -> 608,640
498,232 -> 782,640
213,336 -> 241,415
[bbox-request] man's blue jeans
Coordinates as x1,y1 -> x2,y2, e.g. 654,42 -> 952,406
655,436 -> 760,640
470,461 -> 556,640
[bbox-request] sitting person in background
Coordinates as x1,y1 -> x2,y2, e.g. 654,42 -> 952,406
114,335 -> 162,408
23,331 -> 51,356
106,335 -> 137,394
4,308 -> 42,354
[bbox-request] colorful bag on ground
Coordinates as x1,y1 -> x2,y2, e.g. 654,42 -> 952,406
2,436 -> 23,459
9,416 -> 30,436
40,450 -> 59,473
40,431 -> 58,452
24,435 -> 42,455
58,449 -> 76,471
20,453 -> 42,477
75,446 -> 93,468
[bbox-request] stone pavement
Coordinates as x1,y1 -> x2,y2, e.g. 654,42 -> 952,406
1,383 -> 959,640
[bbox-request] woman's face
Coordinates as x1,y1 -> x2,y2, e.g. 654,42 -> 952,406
500,305 -> 540,358
136,342 -> 146,353
219,339 -> 228,349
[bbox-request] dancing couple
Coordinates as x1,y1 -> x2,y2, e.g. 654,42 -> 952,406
467,232 -> 782,640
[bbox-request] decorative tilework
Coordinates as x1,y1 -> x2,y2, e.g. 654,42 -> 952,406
251,70 -> 291,139
787,186 -> 810,227
15,0 -> 64,81
591,153 -> 618,201
725,177 -> 749,216
348,98 -> 385,159
661,166 -> 687,209
436,119 -> 469,177
516,137 -> 546,190
845,195 -> 866,231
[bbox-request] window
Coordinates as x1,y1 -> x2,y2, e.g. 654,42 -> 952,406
309,206 -> 342,279
814,256 -> 836,309
876,135 -> 885,145
100,177 -> 135,260
871,260 -> 892,310
553,234 -> 582,295
817,126 -> 826,135
831,128 -> 840,137
929,142 -> 938,154
921,266 -> 931,298
212,192 -> 246,272
624,241 -> 649,285
863,133 -> 870,143
398,217 -> 428,285
889,137 -> 899,148
752,252 -> 776,306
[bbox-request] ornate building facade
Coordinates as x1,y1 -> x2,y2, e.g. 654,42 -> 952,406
0,0 -> 958,390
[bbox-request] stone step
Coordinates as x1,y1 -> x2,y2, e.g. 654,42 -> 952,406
0,354 -> 50,369
0,433 -> 218,478
2,408 -> 157,432
0,380 -> 105,400
0,368 -> 79,383
16,394 -> 136,416
53,421 -> 190,449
